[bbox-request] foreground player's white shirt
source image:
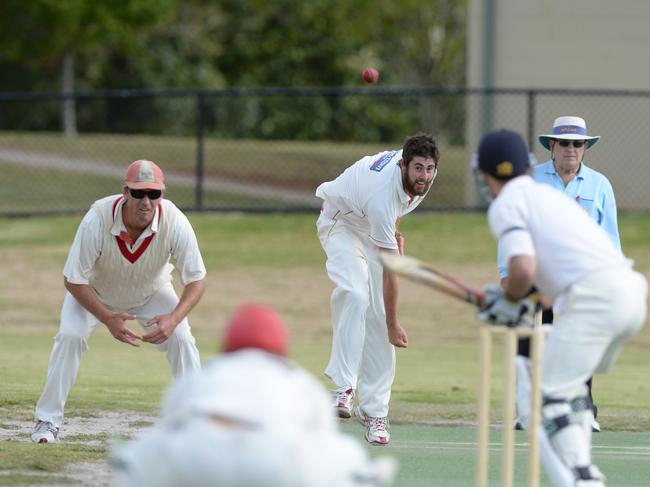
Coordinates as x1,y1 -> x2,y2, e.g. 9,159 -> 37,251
112,349 -> 398,487
315,150 -> 429,249
113,416 -> 397,487
161,349 -> 336,433
488,176 -> 629,299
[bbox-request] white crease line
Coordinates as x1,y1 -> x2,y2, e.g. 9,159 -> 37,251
386,441 -> 650,456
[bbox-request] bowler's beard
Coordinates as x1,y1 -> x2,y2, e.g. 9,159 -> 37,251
402,172 -> 431,196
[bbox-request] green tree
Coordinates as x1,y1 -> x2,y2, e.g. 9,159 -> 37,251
211,0 -> 467,141
0,0 -> 175,136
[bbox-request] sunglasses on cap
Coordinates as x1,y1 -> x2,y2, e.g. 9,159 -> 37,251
556,140 -> 585,148
129,188 -> 162,200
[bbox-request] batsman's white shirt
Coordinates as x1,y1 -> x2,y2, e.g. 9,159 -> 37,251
316,149 -> 428,248
64,195 -> 206,309
489,175 -> 646,395
488,176 -> 627,300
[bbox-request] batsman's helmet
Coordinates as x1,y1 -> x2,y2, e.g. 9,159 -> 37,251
477,130 -> 530,181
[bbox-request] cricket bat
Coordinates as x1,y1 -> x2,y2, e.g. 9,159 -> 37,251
379,252 -> 487,307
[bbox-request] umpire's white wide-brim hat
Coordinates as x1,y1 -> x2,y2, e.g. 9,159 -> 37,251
538,116 -> 600,150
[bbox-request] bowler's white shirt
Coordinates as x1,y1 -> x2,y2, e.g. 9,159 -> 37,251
488,176 -> 628,299
315,150 -> 428,249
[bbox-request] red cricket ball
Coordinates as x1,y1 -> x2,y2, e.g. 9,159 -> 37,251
362,67 -> 379,84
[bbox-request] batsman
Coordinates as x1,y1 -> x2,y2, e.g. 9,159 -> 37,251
475,130 -> 647,486
315,133 -> 439,445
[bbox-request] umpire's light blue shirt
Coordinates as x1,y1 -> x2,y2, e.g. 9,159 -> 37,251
497,159 -> 621,278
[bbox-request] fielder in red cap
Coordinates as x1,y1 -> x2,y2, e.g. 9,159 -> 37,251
32,159 -> 207,444
112,303 -> 398,487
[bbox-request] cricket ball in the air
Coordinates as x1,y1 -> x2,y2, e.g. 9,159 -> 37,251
362,67 -> 380,84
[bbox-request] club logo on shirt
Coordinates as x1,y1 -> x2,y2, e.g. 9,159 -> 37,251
370,151 -> 398,172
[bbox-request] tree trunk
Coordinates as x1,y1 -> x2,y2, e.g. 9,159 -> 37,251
61,48 -> 77,139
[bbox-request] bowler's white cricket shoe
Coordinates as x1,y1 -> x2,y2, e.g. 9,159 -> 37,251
333,386 -> 354,418
354,406 -> 369,427
31,420 -> 59,443
356,408 -> 390,445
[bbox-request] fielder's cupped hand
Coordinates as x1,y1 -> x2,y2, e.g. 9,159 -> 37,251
476,283 -> 534,327
142,314 -> 176,345
105,312 -> 141,347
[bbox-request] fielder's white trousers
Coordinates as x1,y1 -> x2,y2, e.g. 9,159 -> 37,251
34,282 -> 201,427
317,211 -> 395,417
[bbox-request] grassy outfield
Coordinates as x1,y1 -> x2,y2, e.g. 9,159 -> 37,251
1,212 -> 649,485
0,131 -> 467,214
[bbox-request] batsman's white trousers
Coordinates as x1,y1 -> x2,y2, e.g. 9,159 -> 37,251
34,282 -> 201,428
542,267 -> 647,399
317,211 -> 395,417
535,267 -> 646,484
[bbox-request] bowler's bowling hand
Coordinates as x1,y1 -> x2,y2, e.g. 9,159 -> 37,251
388,323 -> 408,348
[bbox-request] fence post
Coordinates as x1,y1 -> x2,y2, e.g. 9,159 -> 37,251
527,91 -> 535,150
195,93 -> 205,211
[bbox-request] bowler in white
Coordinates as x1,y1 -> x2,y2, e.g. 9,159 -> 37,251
315,133 -> 439,445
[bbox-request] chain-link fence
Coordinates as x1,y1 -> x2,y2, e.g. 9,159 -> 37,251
1,87 -> 649,216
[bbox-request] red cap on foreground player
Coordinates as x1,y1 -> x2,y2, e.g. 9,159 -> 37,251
222,303 -> 288,357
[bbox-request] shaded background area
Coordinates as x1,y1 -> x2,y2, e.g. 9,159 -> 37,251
2,87 -> 650,215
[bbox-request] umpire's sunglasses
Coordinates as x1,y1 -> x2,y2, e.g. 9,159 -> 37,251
556,140 -> 585,148
129,188 -> 162,200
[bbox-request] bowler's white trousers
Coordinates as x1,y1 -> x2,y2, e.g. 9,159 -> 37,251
317,212 -> 395,417
34,282 -> 201,427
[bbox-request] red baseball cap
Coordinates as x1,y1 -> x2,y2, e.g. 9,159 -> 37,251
124,160 -> 165,190
223,303 -> 289,357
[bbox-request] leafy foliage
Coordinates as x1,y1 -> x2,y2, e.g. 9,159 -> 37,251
0,1 -> 467,142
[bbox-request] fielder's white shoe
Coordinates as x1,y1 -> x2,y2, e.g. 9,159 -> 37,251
356,409 -> 390,445
334,386 -> 354,418
31,420 -> 59,444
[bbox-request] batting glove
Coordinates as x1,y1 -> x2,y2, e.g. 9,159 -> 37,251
477,284 -> 534,327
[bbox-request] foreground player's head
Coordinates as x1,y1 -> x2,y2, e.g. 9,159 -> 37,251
222,303 -> 288,357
